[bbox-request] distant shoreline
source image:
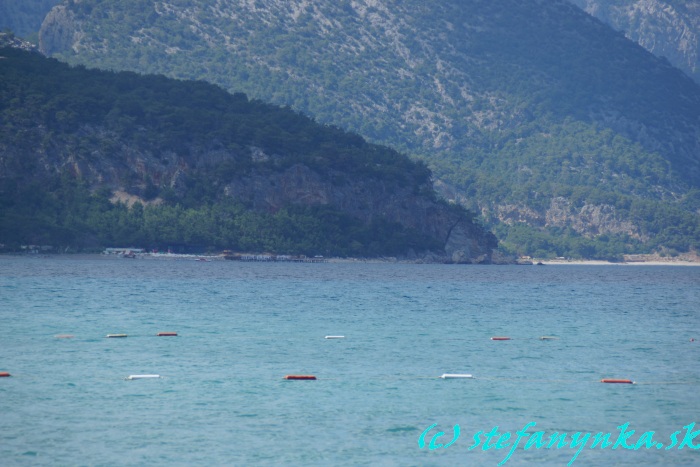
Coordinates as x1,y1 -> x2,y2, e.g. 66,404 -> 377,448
538,259 -> 700,267
537,252 -> 700,266
3,251 -> 700,266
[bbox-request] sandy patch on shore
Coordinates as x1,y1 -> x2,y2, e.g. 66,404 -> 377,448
537,251 -> 700,266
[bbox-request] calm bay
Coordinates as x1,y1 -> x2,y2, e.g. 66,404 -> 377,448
1,256 -> 699,465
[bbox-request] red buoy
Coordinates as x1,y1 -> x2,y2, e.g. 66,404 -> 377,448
491,337 -> 511,341
284,375 -> 317,380
601,378 -> 634,384
0,372 -> 10,377
156,332 -> 178,337
55,334 -> 75,339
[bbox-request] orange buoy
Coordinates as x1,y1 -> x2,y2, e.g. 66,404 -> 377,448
156,332 -> 178,337
55,334 -> 75,339
0,372 -> 10,377
491,337 -> 511,341
284,375 -> 317,380
601,378 -> 634,384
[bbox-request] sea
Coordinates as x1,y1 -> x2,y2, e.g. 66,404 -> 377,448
0,255 -> 698,466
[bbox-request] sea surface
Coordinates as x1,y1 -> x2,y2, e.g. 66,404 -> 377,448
1,256 -> 699,466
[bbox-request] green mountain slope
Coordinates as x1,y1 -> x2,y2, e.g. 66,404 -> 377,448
0,0 -> 60,39
568,0 -> 700,85
38,0 -> 700,258
0,46 -> 498,261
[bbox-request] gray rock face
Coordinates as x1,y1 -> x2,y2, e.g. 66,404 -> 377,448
0,122 -> 497,262
224,162 -> 498,262
0,32 -> 39,52
545,197 -> 643,239
39,5 -> 78,56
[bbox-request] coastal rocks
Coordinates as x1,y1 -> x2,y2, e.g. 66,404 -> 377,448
224,163 -> 498,262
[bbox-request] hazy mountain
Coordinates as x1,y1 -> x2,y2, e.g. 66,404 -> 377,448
568,0 -> 700,84
36,0 -> 700,258
0,0 -> 60,39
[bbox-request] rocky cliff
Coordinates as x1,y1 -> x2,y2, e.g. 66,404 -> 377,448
2,125 -> 497,262
222,162 -> 497,263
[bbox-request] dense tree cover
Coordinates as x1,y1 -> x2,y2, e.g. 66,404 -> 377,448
0,175 -> 440,256
427,119 -> 700,258
0,46 -> 430,186
38,0 -> 700,258
0,47 -> 451,256
0,0 -> 59,40
566,0 -> 700,86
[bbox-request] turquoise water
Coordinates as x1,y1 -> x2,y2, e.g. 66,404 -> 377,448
1,256 -> 699,466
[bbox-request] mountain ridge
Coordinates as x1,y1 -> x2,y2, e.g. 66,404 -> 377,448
29,0 -> 700,257
0,46 -> 499,261
568,0 -> 700,85
0,0 -> 60,39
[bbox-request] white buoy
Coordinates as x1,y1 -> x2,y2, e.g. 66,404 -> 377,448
126,375 -> 161,380
324,336 -> 345,339
440,373 -> 473,379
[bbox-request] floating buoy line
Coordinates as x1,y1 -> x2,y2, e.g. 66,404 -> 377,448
52,333 -> 575,342
490,336 -> 560,341
5,370 -> 698,385
2,333 -> 697,386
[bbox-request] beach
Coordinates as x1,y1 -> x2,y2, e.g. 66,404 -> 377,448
539,252 -> 700,266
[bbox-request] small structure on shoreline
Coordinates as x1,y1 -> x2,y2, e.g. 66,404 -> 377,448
223,251 -> 326,263
103,248 -> 145,256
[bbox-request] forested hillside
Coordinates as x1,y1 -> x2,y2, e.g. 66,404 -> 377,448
0,0 -> 60,39
0,47 -> 498,261
37,0 -> 700,259
568,0 -> 700,85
